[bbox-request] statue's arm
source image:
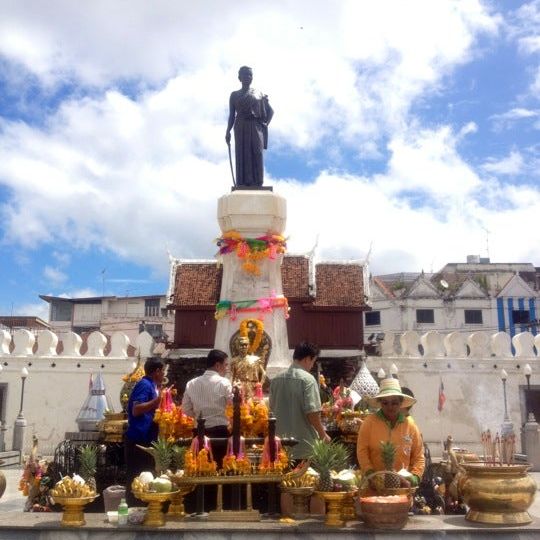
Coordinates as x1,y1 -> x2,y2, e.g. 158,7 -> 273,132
264,96 -> 274,125
225,92 -> 236,144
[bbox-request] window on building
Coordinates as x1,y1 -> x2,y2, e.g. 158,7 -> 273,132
512,310 -> 530,324
365,311 -> 381,326
416,309 -> 434,324
465,309 -> 483,324
51,301 -> 73,322
140,323 -> 163,338
144,298 -> 160,317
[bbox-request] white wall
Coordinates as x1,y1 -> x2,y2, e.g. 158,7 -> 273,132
0,329 -> 155,456
374,329 -> 540,456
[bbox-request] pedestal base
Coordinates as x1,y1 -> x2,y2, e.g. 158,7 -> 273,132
208,509 -> 260,521
466,510 -> 532,525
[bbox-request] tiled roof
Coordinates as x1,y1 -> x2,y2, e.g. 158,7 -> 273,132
170,263 -> 222,307
372,276 -> 396,299
313,263 -> 365,307
169,257 -> 366,308
282,256 -> 311,300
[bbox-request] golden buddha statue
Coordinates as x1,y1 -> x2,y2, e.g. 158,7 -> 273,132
230,336 -> 266,399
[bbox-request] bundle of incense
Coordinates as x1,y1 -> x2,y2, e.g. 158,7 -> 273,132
496,433 -> 502,465
506,434 -> 516,465
501,434 -> 508,464
486,430 -> 493,463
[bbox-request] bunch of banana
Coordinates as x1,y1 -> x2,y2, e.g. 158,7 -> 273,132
131,477 -> 150,493
281,472 -> 318,489
50,476 -> 96,498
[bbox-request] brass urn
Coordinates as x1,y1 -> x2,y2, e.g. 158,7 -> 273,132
460,462 -> 537,525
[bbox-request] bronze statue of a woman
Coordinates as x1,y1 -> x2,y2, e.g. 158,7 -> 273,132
225,66 -> 274,187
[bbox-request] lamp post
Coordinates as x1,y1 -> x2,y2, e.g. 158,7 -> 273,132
500,369 -> 514,436
377,368 -> 386,380
12,367 -> 29,456
524,364 -> 535,422
390,363 -> 399,379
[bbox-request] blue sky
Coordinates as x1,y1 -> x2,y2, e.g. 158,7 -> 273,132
0,0 -> 539,320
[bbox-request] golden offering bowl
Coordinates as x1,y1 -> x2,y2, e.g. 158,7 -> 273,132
53,495 -> 98,527
167,484 -> 195,519
341,489 -> 358,522
460,462 -> 537,525
132,490 -> 178,527
314,491 -> 349,527
280,485 -> 314,519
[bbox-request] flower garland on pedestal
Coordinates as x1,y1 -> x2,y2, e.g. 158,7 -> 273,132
216,231 -> 287,276
215,294 -> 290,322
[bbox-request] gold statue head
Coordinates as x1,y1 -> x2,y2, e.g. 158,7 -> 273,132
238,336 -> 250,356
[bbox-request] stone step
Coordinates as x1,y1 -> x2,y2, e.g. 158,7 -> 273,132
0,451 -> 21,468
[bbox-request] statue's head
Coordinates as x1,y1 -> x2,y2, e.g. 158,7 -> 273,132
238,336 -> 250,355
238,66 -> 253,84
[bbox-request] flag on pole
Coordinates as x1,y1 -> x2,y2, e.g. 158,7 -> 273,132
438,378 -> 446,412
89,373 -> 93,392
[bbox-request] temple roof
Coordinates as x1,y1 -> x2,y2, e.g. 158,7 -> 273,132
168,256 -> 366,309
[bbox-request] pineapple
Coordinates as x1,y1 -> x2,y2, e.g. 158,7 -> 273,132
379,440 -> 400,489
78,444 -> 98,492
171,445 -> 187,473
151,437 -> 173,475
308,439 -> 350,492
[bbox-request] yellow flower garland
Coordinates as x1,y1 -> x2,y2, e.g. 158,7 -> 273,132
239,319 -> 264,354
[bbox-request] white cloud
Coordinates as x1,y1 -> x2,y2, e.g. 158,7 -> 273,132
490,107 -> 540,131
13,301 -> 49,321
43,265 -> 67,286
57,288 -> 100,299
482,150 -> 524,175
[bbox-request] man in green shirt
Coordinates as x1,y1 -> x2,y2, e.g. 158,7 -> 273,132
270,342 -> 330,460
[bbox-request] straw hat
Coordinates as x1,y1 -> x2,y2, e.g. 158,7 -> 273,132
368,378 -> 416,408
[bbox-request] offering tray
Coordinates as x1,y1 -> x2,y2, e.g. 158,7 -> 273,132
132,490 -> 179,527
176,474 -> 284,521
53,495 -> 98,527
176,473 -> 283,485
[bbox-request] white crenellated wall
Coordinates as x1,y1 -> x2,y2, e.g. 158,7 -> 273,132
0,329 -> 156,456
374,330 -> 540,456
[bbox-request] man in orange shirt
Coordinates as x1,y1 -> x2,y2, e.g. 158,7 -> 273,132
357,378 -> 425,487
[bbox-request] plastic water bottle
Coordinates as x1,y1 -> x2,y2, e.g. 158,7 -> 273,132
117,498 -> 128,526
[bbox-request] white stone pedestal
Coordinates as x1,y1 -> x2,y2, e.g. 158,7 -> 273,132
214,190 -> 291,378
523,418 -> 540,471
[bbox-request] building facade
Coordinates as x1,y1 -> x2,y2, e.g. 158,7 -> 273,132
365,257 -> 539,353
39,294 -> 174,346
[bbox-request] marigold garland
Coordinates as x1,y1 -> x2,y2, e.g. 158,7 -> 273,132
225,396 -> 269,438
215,230 -> 287,276
239,318 -> 264,354
153,387 -> 195,441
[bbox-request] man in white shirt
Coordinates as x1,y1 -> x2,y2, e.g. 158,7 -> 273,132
181,349 -> 232,466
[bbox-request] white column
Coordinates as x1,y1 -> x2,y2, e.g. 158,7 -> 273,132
215,190 -> 290,378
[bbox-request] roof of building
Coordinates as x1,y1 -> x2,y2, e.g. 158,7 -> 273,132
170,262 -> 223,307
374,259 -> 538,300
39,294 -> 164,303
0,316 -> 50,329
313,262 -> 365,307
168,256 -> 366,309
